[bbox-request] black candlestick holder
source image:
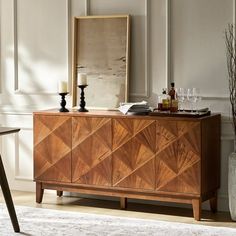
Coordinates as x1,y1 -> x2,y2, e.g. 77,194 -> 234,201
78,85 -> 88,112
59,93 -> 69,112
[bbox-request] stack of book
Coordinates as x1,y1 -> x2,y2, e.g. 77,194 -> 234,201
119,101 -> 151,115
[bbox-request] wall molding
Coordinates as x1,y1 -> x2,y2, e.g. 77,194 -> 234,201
14,128 -> 33,181
234,0 -> 235,25
201,95 -> 229,100
13,0 -> 18,92
67,0 -> 72,94
221,135 -> 234,141
167,0 -> 231,100
130,0 -> 150,98
13,0 -> 71,95
166,0 -> 171,89
0,104 -> 51,114
0,0 -> 2,94
85,0 -> 90,16
86,0 -> 149,99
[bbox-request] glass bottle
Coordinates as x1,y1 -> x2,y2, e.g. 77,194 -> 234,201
168,82 -> 178,112
157,94 -> 163,111
158,88 -> 170,111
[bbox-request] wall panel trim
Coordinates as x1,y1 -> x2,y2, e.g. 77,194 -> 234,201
0,104 -> 46,114
130,0 -> 150,98
13,0 -> 71,95
234,0 -> 235,25
168,0 -> 232,100
166,0 -> 171,89
13,0 -> 18,92
86,0 -> 149,99
14,128 -> 33,181
85,0 -> 90,16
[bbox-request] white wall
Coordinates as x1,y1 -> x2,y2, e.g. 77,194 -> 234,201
0,0 -> 234,212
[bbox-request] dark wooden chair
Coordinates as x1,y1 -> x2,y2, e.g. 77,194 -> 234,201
0,127 -> 20,233
0,155 -> 20,232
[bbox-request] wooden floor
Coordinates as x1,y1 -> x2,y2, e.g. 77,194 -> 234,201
0,190 -> 235,228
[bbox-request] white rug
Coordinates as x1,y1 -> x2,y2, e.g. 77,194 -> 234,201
0,204 -> 236,236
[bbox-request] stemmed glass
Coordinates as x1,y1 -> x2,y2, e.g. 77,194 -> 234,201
176,88 -> 186,111
187,88 -> 194,112
187,88 -> 201,113
192,88 -> 201,113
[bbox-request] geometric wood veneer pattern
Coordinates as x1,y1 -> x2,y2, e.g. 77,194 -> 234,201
112,119 -> 200,193
112,118 -> 156,190
34,115 -> 71,182
72,117 -> 112,186
155,121 -> 200,194
34,116 -> 202,191
34,110 -> 221,220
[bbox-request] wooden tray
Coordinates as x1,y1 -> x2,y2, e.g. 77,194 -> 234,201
149,110 -> 211,117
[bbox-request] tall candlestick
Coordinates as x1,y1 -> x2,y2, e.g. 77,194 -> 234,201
78,85 -> 88,112
58,81 -> 68,93
77,73 -> 87,85
59,93 -> 69,112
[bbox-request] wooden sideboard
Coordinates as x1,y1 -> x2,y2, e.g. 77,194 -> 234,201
33,110 -> 221,220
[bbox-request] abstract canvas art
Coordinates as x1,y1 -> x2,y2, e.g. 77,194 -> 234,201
72,15 -> 130,109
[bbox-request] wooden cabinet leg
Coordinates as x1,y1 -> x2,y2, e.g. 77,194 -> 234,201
120,197 -> 127,209
36,182 -> 44,203
209,192 -> 217,213
57,191 -> 63,197
0,155 -> 20,232
192,199 -> 201,221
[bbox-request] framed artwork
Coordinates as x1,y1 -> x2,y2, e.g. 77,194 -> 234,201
72,15 -> 130,109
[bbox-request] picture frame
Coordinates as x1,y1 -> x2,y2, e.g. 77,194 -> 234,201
72,15 -> 130,109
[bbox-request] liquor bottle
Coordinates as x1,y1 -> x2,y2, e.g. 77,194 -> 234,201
157,93 -> 163,111
168,82 -> 178,112
157,88 -> 170,111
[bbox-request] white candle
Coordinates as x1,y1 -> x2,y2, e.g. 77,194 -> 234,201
77,73 -> 87,85
58,81 -> 68,93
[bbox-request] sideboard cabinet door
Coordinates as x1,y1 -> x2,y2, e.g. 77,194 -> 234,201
155,120 -> 201,194
72,117 -> 112,186
34,115 -> 72,182
112,118 -> 156,190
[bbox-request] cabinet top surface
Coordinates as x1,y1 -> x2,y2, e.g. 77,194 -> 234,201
33,109 -> 220,121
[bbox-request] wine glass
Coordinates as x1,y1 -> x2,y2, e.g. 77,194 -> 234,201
192,88 -> 201,113
176,88 -> 186,111
187,88 -> 194,112
187,88 -> 201,113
